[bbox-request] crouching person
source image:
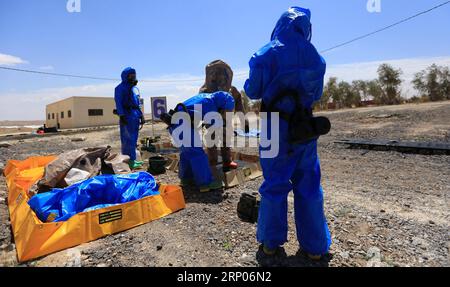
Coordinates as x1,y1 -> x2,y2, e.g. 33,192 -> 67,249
161,91 -> 235,192
244,7 -> 331,260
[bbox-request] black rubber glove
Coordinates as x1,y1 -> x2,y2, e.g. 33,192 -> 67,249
139,116 -> 145,130
119,116 -> 127,126
160,113 -> 172,127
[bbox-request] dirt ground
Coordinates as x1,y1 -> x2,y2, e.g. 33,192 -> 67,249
0,127 -> 35,136
0,101 -> 449,267
0,120 -> 43,135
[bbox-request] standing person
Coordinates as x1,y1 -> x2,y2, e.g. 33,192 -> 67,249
244,7 -> 331,260
200,60 -> 244,171
161,91 -> 235,192
114,67 -> 145,170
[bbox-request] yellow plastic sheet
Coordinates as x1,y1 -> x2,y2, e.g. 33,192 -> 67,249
4,156 -> 185,262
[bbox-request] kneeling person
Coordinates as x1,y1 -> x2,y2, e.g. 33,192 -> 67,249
162,91 -> 235,192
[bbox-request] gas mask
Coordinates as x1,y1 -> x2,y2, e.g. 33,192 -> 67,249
127,74 -> 138,86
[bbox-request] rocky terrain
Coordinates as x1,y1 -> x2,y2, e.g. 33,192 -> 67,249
1,101 -> 449,267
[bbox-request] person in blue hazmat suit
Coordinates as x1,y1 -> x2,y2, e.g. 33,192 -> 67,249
161,91 -> 235,192
244,7 -> 331,260
114,67 -> 145,170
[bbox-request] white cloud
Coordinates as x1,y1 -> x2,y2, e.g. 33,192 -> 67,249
0,56 -> 449,121
0,53 -> 28,66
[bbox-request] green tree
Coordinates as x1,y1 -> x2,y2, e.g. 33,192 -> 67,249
443,67 -> 450,100
325,77 -> 343,109
352,80 -> 370,102
412,64 -> 450,101
367,80 -> 383,104
318,77 -> 337,110
339,81 -> 360,108
376,63 -> 403,105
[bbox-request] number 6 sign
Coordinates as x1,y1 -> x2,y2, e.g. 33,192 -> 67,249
151,97 -> 167,121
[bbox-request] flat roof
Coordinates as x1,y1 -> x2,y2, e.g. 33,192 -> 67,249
46,96 -> 114,106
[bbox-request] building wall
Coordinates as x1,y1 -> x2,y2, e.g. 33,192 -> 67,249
46,98 -> 75,129
46,97 -> 119,129
46,96 -> 146,129
72,97 -> 118,128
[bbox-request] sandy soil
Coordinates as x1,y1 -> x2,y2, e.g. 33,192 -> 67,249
0,121 -> 44,135
0,101 -> 449,267
0,128 -> 35,135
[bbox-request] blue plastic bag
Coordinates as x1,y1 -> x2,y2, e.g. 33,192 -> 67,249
28,172 -> 159,222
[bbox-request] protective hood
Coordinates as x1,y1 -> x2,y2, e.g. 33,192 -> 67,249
271,7 -> 312,42
121,67 -> 136,83
199,60 -> 234,93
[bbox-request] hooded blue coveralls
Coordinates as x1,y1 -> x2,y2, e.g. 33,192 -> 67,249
244,7 -> 331,255
169,92 -> 235,187
114,67 -> 143,161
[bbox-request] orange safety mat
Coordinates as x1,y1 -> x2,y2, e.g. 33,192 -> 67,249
4,156 -> 185,262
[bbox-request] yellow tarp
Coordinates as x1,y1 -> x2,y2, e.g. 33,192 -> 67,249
4,156 -> 185,262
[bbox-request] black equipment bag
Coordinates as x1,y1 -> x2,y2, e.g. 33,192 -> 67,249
237,192 -> 260,223
261,90 -> 331,144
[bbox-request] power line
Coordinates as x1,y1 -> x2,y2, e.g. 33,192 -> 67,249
0,66 -> 205,83
0,66 -> 117,81
1,1 -> 449,82
0,65 -> 246,83
320,1 -> 450,54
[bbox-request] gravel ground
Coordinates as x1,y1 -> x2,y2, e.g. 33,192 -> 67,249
0,101 -> 449,267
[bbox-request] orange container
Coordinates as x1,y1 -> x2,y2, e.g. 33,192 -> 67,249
4,156 -> 185,262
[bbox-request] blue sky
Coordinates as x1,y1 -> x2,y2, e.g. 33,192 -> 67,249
1,0 -> 449,120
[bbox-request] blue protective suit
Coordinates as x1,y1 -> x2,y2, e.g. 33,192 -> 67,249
28,172 -> 159,222
244,7 -> 331,255
169,92 -> 235,187
114,67 -> 143,161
